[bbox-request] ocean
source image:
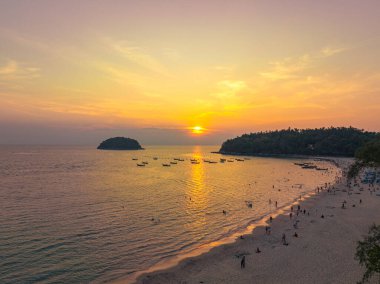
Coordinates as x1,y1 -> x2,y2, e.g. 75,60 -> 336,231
0,145 -> 340,283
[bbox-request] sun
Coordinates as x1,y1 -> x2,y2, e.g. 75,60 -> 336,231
191,126 -> 204,134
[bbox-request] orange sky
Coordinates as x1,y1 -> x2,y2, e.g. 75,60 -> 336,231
0,0 -> 379,144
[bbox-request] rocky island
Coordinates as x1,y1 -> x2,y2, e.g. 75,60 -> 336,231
97,137 -> 144,150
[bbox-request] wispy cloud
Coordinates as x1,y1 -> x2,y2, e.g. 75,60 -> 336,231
105,39 -> 170,76
259,55 -> 311,81
214,80 -> 247,99
259,45 -> 347,81
321,46 -> 346,57
0,59 -> 40,82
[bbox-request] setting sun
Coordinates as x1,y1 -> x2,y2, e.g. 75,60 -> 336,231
191,126 -> 204,134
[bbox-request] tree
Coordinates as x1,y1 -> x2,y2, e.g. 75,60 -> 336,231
355,224 -> 380,284
348,136 -> 380,179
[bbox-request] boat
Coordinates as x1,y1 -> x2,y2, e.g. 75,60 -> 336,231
170,161 -> 177,165
132,158 -> 138,161
153,157 -> 158,160
162,164 -> 171,167
235,158 -> 244,162
220,158 -> 226,163
136,163 -> 145,167
302,165 -> 317,169
142,161 -> 149,165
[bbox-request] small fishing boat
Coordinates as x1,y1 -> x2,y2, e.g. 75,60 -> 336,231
316,167 -> 328,171
162,163 -> 171,167
170,161 -> 177,165
132,158 -> 138,161
136,163 -> 145,167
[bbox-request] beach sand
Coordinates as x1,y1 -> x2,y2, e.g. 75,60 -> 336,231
135,160 -> 380,284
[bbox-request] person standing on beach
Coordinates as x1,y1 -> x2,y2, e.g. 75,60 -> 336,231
241,255 -> 246,269
282,233 -> 288,245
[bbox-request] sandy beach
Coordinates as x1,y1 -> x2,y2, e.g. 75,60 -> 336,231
135,159 -> 380,284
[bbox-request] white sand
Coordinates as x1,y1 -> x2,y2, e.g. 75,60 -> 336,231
133,160 -> 380,284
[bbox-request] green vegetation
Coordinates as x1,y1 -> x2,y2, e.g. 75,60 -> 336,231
219,127 -> 376,157
355,224 -> 380,284
348,135 -> 380,179
97,137 -> 143,150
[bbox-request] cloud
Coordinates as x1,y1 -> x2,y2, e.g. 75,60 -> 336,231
259,55 -> 312,81
162,48 -> 181,60
259,45 -> 346,82
321,46 -> 346,57
106,39 -> 170,76
0,59 -> 40,83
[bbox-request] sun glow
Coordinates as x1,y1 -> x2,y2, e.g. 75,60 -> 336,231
191,126 -> 204,134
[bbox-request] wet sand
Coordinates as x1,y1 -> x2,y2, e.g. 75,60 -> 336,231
135,160 -> 380,284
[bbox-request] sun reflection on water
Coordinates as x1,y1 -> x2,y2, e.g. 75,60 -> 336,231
185,146 -> 208,231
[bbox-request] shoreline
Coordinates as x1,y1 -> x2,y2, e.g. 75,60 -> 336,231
113,191 -> 318,284
130,158 -> 379,284
212,151 -> 353,160
112,158 -> 352,284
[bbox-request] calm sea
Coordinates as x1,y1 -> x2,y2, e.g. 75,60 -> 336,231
0,145 -> 340,283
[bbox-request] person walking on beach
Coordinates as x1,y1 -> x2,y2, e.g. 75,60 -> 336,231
241,255 -> 246,269
282,233 -> 288,245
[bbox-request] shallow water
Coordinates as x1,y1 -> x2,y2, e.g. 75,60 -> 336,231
0,145 -> 340,283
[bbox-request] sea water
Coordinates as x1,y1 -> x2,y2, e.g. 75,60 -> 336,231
0,145 -> 340,283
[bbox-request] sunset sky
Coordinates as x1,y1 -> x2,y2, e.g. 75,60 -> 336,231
1,0 -> 379,144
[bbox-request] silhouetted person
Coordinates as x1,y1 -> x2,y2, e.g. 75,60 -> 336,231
282,233 -> 288,245
241,255 -> 246,269
256,247 -> 261,253
293,232 -> 298,238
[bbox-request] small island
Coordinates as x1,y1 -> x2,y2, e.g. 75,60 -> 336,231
97,137 -> 144,150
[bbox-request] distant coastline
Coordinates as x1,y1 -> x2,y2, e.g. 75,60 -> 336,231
218,127 -> 377,157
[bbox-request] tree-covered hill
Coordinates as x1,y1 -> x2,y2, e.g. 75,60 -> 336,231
219,127 -> 377,157
97,137 -> 143,150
